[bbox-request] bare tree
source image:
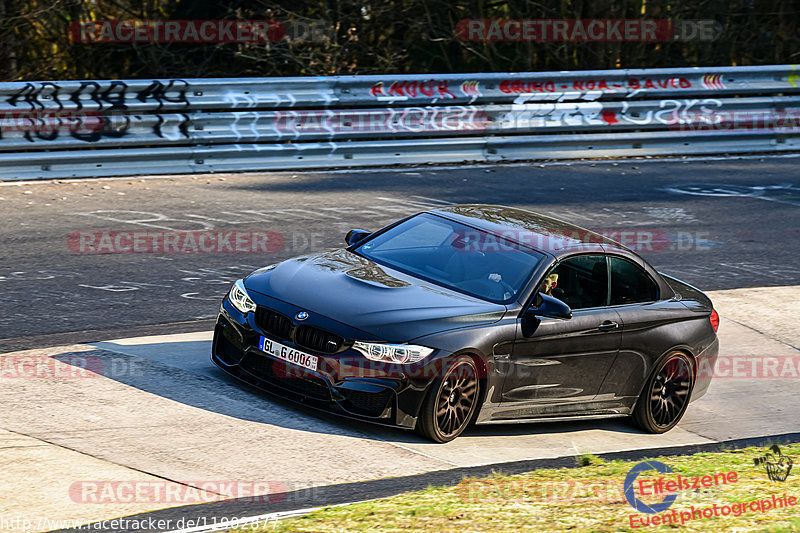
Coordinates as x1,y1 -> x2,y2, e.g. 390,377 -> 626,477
0,0 -> 797,81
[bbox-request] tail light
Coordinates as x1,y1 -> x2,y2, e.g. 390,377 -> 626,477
709,309 -> 719,332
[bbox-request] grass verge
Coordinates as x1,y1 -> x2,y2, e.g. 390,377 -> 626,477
232,443 -> 800,533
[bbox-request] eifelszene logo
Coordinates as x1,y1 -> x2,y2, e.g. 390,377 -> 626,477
624,461 -> 678,513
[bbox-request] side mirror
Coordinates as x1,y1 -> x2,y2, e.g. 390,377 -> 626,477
345,229 -> 371,247
528,292 -> 572,320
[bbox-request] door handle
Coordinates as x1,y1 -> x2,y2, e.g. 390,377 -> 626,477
598,320 -> 619,331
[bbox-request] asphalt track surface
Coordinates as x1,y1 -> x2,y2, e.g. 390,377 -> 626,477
2,155 -> 799,533
2,155 -> 800,352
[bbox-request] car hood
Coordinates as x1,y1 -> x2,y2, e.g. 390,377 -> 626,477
244,248 -> 506,341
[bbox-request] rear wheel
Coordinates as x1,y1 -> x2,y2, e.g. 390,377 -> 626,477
633,351 -> 694,433
416,356 -> 479,443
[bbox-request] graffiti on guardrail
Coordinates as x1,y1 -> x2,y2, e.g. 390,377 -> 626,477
500,98 -> 800,132
0,110 -> 103,139
0,66 -> 798,179
611,98 -> 723,126
1,80 -> 194,143
461,81 -> 482,100
5,80 -> 191,111
499,98 -> 726,129
368,75 -> 697,100
274,107 -> 490,135
499,76 -> 694,96
369,79 -> 458,100
0,112 -> 131,143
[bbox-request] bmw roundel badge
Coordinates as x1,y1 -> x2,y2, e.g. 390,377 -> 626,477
296,311 -> 309,321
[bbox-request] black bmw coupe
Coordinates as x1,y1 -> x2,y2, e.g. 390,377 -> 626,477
212,205 -> 719,442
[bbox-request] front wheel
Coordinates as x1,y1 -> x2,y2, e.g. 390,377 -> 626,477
416,356 -> 480,443
632,351 -> 694,433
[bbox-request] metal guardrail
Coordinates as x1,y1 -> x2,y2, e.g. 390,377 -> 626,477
1,65 -> 799,179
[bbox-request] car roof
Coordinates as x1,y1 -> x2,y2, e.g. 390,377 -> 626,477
429,204 -> 634,257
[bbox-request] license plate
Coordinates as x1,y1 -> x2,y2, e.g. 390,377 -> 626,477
258,336 -> 318,372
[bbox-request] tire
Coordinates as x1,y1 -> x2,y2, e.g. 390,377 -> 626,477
416,355 -> 480,443
632,351 -> 695,433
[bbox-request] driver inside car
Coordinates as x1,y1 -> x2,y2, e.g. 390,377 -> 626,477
539,272 -> 559,296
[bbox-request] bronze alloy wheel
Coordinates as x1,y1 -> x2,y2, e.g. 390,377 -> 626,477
416,356 -> 479,443
633,351 -> 694,433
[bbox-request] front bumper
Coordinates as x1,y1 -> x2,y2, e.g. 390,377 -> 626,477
211,297 -> 438,429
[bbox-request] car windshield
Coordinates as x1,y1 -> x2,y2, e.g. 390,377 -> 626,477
354,213 -> 545,303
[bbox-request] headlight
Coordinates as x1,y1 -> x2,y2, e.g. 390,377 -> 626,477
353,341 -> 434,364
228,279 -> 256,314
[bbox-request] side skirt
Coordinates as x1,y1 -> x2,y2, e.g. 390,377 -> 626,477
476,412 -> 630,425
